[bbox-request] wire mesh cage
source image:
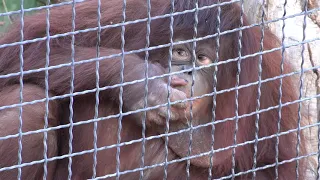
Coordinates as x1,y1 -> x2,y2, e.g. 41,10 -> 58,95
0,0 -> 319,179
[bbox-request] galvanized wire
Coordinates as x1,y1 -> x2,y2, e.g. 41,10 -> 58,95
295,0 -> 308,179
17,0 -> 25,179
0,1 -> 319,179
43,0 -> 52,179
1,118 -> 318,178
0,79 -> 318,148
0,2 -> 318,52
186,0 -> 199,179
140,0 -> 151,179
252,1 -> 265,179
231,0 -> 244,179
275,0 -> 288,179
115,0 -> 126,179
163,0 -> 175,179
92,0 -> 102,178
0,65 -> 318,148
67,0 -> 77,179
208,0 -> 221,179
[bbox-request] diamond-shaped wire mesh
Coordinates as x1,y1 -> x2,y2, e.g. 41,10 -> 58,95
0,0 -> 319,179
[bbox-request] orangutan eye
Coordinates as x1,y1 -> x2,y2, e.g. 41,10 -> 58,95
197,54 -> 212,65
172,48 -> 189,60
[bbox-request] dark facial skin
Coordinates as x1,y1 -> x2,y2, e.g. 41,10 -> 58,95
156,40 -> 223,167
170,39 -> 215,97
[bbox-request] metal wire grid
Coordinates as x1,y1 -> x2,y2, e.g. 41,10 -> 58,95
0,0 -> 318,179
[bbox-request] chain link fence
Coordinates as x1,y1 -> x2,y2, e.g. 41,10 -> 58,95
0,0 -> 319,179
